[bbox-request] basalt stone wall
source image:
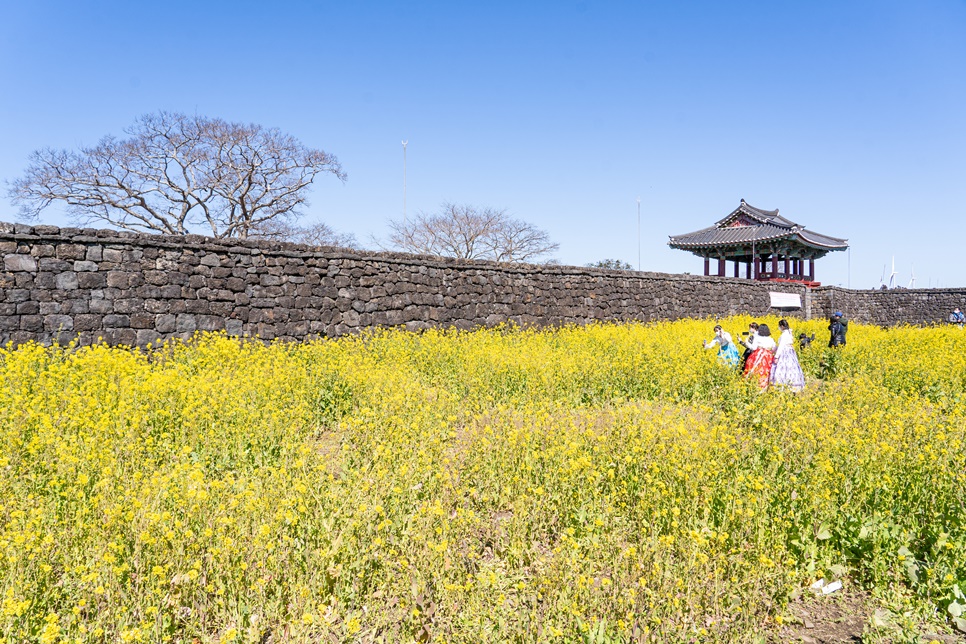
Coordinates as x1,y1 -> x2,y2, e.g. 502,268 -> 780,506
0,222 -> 810,347
810,285 -> 966,325
0,223 -> 962,347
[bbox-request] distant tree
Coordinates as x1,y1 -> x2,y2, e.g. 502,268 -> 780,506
586,259 -> 634,270
9,111 -> 346,239
387,203 -> 558,263
248,219 -> 356,248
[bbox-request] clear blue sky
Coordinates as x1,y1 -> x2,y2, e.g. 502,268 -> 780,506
2,1 -> 964,288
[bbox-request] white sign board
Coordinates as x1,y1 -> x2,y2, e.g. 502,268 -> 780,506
769,292 -> 802,309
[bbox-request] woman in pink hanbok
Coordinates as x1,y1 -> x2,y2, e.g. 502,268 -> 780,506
770,319 -> 806,391
743,324 -> 776,389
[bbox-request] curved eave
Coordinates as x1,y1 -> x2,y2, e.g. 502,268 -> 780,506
668,225 -> 798,248
669,229 -> 848,252
797,230 -> 849,250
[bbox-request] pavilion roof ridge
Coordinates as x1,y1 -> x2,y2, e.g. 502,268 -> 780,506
715,199 -> 800,229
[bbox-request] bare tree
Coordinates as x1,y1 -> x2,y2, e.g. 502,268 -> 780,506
248,219 -> 356,248
387,203 -> 558,263
586,259 -> 633,270
9,111 -> 346,239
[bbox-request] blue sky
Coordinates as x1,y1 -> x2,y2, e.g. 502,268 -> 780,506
2,1 -> 964,288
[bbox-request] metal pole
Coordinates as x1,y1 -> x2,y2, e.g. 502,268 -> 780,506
636,197 -> 641,271
402,140 -> 408,225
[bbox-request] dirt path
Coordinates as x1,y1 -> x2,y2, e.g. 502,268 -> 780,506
771,593 -> 965,644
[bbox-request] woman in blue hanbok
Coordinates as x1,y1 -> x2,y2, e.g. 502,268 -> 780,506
704,325 -> 740,367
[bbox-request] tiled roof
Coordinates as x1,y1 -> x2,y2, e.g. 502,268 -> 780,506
668,200 -> 848,252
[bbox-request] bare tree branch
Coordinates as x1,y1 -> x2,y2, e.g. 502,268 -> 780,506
248,219 -> 357,248
8,111 -> 346,238
386,203 -> 558,263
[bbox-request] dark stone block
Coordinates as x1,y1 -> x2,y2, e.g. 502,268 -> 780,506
175,314 -> 197,332
185,300 -> 210,314
74,314 -> 103,331
130,313 -> 155,329
77,272 -> 107,289
56,244 -> 87,260
136,329 -> 162,346
103,314 -> 130,328
169,272 -> 190,286
156,314 -> 177,333
20,315 -> 43,331
197,315 -> 225,331
44,314 -> 73,331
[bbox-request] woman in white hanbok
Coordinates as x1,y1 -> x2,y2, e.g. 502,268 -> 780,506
769,319 -> 806,391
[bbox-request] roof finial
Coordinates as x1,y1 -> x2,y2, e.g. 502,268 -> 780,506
740,198 -> 746,204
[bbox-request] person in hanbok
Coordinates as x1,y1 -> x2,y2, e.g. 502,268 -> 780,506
743,323 -> 776,389
703,325 -> 740,367
738,322 -> 759,371
770,319 -> 806,391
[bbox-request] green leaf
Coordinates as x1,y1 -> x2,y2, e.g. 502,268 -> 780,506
954,584 -> 965,601
949,601 -> 963,618
905,566 -> 919,584
898,546 -> 913,557
935,532 -> 949,551
870,610 -> 891,629
954,616 -> 966,633
816,526 -> 832,541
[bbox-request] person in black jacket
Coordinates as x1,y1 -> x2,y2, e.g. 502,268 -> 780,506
828,311 -> 848,347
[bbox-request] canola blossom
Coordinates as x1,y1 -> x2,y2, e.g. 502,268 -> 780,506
0,318 -> 964,642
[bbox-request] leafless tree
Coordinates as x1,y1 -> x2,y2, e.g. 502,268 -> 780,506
248,219 -> 356,248
586,259 -> 633,270
387,203 -> 558,263
9,111 -> 346,239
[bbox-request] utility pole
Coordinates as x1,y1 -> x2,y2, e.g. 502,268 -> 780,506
402,140 -> 408,225
636,197 -> 641,271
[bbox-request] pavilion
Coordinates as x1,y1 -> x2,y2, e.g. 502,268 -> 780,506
667,200 -> 848,285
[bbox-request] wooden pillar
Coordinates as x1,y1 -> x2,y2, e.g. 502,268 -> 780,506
784,256 -> 790,276
745,261 -> 751,279
771,253 -> 778,276
717,257 -> 725,277
753,256 -> 760,279
704,257 -> 709,276
809,258 -> 815,281
733,260 -> 739,278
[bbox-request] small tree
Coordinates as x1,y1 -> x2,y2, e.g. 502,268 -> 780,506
586,259 -> 634,270
9,111 -> 346,239
387,203 -> 558,263
248,219 -> 356,248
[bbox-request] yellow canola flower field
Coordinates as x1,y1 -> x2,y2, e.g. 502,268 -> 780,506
0,317 -> 964,643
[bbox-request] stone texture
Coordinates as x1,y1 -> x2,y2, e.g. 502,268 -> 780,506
0,222 -> 962,348
4,255 -> 37,272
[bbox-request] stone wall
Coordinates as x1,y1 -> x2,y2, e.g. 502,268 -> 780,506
0,223 -> 962,347
809,285 -> 966,325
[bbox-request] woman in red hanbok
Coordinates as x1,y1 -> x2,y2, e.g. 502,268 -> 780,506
743,323 -> 777,389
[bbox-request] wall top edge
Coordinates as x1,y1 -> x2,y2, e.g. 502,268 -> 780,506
0,221 -> 812,286
812,285 -> 966,294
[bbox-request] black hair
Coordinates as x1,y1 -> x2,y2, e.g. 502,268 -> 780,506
713,325 -> 722,332
778,319 -> 789,331
757,324 -> 772,337
749,322 -> 759,330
